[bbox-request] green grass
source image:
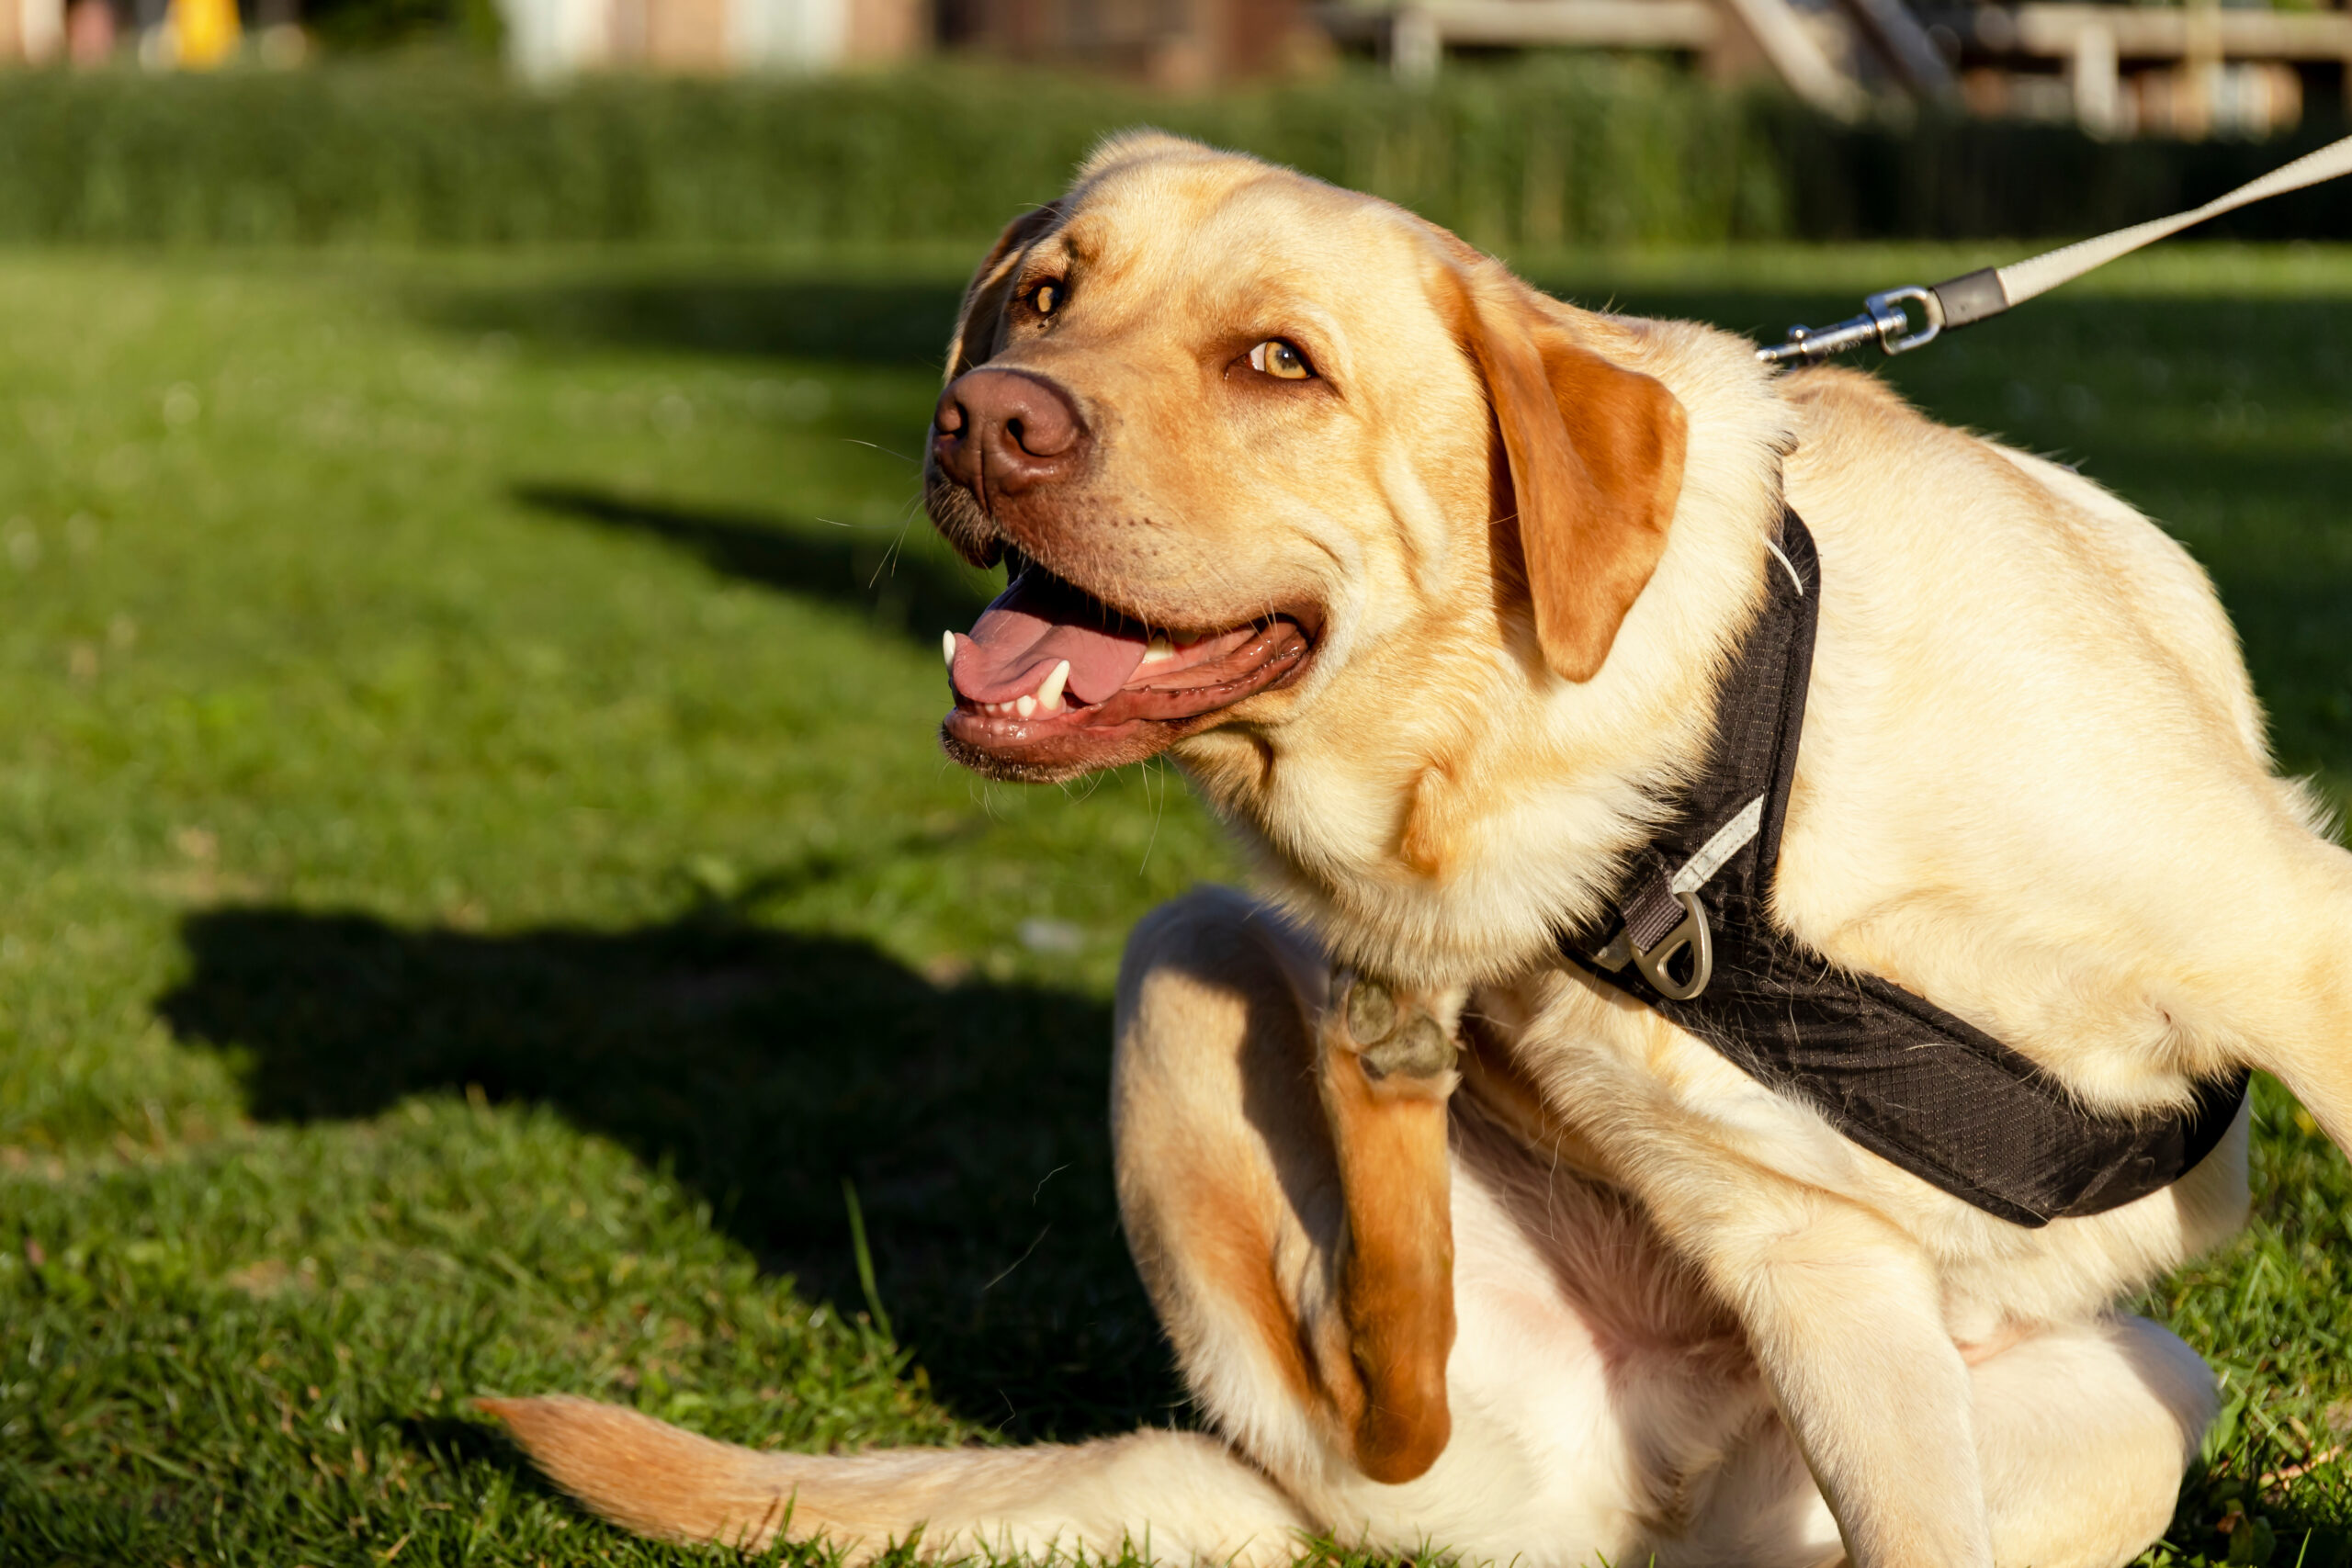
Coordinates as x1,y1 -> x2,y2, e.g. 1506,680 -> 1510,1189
0,241 -> 2347,1566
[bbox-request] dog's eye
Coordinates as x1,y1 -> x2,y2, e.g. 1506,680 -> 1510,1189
1248,340 -> 1313,380
1032,281 -> 1064,317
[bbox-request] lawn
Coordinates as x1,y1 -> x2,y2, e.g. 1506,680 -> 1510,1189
1,240 -> 2348,1567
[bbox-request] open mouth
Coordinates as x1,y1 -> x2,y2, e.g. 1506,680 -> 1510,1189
941,556 -> 1317,780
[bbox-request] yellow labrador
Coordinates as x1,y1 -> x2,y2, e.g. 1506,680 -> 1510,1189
486,917 -> 2210,1565
487,132 -> 2352,1565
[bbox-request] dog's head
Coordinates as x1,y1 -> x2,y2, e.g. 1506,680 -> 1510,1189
926,133 -> 1690,787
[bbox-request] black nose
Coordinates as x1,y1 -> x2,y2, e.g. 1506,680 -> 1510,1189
932,368 -> 1088,500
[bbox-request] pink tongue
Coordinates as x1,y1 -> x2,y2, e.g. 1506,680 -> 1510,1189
951,570 -> 1148,705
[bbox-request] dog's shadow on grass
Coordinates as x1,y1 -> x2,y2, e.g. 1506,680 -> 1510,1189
512,482 -> 994,648
157,902 -> 1177,1443
433,276 -> 964,367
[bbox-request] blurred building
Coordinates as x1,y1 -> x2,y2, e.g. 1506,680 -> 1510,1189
1918,0 -> 2346,137
1320,0 -> 2346,130
499,0 -> 922,75
0,0 -> 65,61
937,0 -> 1326,86
1319,0 -> 1935,115
501,0 -> 1321,85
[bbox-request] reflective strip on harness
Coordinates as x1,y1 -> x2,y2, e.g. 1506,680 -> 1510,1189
1558,513 -> 2246,1228
1671,795 -> 1763,897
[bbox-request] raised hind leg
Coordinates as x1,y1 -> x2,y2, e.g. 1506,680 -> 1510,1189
1112,886 -> 1458,1490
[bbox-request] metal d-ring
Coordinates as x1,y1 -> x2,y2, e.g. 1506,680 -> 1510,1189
1631,891 -> 1713,1001
1864,285 -> 1943,355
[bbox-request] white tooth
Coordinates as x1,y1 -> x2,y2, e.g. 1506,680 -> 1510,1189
1037,660 -> 1070,712
1140,636 -> 1173,664
943,631 -> 957,667
1016,694 -> 1037,718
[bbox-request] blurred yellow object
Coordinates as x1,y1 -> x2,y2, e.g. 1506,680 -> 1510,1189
172,0 -> 240,68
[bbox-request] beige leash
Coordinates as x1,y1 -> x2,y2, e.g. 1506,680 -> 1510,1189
1758,131 -> 2352,366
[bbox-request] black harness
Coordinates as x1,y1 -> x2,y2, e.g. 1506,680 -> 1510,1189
1558,513 -> 2246,1228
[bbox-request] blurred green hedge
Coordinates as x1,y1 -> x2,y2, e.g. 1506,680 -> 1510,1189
0,59 -> 2344,248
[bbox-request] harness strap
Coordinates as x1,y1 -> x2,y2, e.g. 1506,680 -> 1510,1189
1559,512 -> 2246,1228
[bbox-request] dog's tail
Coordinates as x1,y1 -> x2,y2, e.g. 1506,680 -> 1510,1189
479,1395 -> 1313,1564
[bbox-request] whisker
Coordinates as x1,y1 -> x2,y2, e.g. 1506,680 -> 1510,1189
1138,756 -> 1167,875
841,437 -> 920,466
868,523 -> 911,591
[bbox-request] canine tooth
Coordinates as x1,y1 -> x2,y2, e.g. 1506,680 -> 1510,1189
1140,636 -> 1173,664
943,631 -> 956,667
1016,694 -> 1037,718
1037,660 -> 1070,712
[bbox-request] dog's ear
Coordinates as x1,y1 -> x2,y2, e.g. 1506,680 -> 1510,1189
1454,267 -> 1688,682
944,204 -> 1062,382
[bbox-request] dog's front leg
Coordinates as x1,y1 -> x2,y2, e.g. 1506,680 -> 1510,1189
1705,1195 -> 1993,1568
1315,972 -> 1462,1485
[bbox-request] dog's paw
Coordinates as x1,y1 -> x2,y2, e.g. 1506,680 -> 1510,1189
1335,975 -> 1460,1081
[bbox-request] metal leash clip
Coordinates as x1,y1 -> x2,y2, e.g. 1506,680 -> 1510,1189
1758,285 -> 1942,367
1751,135 -> 2352,367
